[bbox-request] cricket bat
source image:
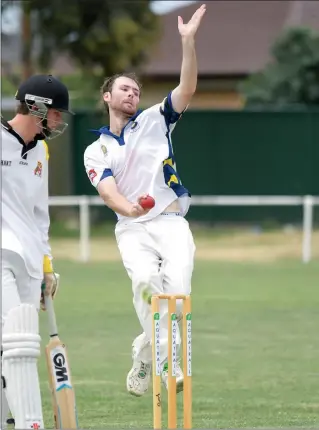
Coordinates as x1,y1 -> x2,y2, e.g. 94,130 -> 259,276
43,275 -> 78,429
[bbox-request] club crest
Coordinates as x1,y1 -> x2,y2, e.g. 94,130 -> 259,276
130,121 -> 140,133
34,161 -> 42,177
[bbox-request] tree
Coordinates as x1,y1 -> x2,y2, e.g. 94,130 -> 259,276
239,27 -> 319,107
29,0 -> 159,80
1,2 -> 33,84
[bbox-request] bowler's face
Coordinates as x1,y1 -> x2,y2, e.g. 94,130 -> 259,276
105,77 -> 140,116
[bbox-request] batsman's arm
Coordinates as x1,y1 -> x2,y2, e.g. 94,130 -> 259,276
170,36 -> 197,114
34,141 -> 53,272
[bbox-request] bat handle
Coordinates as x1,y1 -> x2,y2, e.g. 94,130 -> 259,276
44,295 -> 59,337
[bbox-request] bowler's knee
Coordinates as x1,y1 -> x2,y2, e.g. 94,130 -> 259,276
166,268 -> 192,313
175,298 -> 185,317
132,269 -> 160,304
169,270 -> 192,295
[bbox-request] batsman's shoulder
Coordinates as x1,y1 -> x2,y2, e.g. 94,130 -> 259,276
42,140 -> 49,161
36,139 -> 49,163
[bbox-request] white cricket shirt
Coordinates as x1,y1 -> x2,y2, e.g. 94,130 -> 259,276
84,92 -> 191,224
1,118 -> 51,279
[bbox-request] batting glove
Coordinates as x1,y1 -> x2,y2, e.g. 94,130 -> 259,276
41,255 -> 60,311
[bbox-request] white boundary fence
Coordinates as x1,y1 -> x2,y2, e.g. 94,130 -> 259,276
49,195 -> 319,264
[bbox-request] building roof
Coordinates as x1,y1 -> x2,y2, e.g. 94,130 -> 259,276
143,0 -> 319,77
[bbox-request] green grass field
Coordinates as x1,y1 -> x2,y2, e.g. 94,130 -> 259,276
37,253 -> 319,428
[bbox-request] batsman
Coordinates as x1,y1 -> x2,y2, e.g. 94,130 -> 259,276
1,74 -> 73,429
84,5 -> 206,397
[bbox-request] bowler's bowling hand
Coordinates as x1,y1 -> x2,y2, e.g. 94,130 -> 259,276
129,194 -> 152,217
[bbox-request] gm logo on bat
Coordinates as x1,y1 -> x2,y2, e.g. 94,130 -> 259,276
51,346 -> 73,391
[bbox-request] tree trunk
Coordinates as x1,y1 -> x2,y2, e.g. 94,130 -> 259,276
22,4 -> 33,79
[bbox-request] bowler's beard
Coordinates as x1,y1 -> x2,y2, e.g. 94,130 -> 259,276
114,101 -> 136,118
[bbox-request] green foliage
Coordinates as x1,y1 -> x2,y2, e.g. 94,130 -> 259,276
1,76 -> 18,95
28,0 -> 159,80
239,27 -> 319,106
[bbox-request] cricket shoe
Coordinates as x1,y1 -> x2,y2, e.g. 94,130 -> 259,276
161,362 -> 184,393
126,360 -> 152,397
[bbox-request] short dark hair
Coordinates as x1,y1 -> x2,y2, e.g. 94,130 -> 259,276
16,102 -> 29,115
100,72 -> 142,112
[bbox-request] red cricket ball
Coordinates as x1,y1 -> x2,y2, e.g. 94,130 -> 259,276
139,195 -> 155,209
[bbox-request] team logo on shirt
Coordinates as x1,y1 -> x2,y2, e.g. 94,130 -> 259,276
34,161 -> 42,177
101,145 -> 107,156
130,121 -> 140,133
88,169 -> 97,182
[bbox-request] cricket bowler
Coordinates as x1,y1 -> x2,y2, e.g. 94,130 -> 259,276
1,74 -> 73,428
84,4 -> 206,397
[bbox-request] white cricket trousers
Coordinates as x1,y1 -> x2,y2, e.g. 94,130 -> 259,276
2,249 -> 42,324
1,249 -> 42,429
115,213 -> 196,365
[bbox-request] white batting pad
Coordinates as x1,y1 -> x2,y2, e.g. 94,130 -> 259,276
1,376 -> 10,429
2,304 -> 44,429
